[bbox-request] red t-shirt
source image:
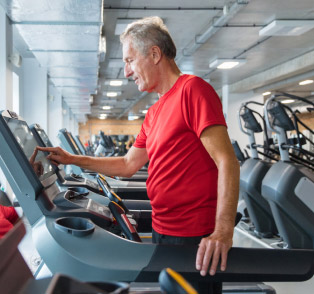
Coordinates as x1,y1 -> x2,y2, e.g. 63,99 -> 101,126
0,205 -> 19,238
134,74 -> 227,236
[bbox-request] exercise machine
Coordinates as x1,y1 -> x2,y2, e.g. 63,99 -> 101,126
262,95 -> 314,248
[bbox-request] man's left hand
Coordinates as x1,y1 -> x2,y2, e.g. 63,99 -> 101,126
195,231 -> 233,276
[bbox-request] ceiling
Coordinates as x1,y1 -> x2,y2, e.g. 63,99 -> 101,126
2,0 -> 314,122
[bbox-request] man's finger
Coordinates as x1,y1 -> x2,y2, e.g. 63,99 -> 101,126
200,242 -> 215,276
29,148 -> 38,164
37,146 -> 58,153
196,241 -> 206,270
209,245 -> 221,276
220,246 -> 229,272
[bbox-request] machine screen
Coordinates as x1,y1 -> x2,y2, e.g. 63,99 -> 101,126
65,131 -> 81,154
5,117 -> 55,181
36,127 -> 53,147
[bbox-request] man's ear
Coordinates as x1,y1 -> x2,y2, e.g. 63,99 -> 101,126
151,46 -> 162,64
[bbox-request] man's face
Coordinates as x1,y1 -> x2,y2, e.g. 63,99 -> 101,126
122,39 -> 156,93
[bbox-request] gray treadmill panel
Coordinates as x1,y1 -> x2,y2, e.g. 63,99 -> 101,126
4,116 -> 55,182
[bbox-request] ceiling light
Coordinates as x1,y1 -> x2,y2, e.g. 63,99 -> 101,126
105,79 -> 128,86
281,99 -> 295,104
299,79 -> 313,86
142,110 -> 148,114
263,91 -> 271,96
102,106 -> 111,110
107,92 -> 117,97
110,80 -> 123,86
99,114 -> 108,119
105,91 -> 122,97
209,59 -> 246,69
259,20 -> 314,36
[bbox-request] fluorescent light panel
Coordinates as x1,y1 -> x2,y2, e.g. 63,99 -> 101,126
263,91 -> 271,96
104,91 -> 122,97
281,99 -> 295,104
299,79 -> 313,85
209,59 -> 246,69
259,20 -> 314,36
105,79 -> 128,86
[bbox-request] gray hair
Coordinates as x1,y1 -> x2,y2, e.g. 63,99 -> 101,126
120,16 -> 176,59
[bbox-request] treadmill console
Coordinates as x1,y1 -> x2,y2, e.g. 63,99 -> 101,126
4,114 -> 55,184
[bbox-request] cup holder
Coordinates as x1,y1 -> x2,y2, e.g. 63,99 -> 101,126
67,187 -> 89,197
54,217 -> 95,237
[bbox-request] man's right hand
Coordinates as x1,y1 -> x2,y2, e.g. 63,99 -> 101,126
36,146 -> 74,166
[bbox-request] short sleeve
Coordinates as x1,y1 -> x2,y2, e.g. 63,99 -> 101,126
0,205 -> 18,224
181,77 -> 227,138
133,122 -> 147,148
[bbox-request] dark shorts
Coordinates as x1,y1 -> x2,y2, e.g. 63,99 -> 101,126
151,228 -> 222,294
152,228 -> 209,245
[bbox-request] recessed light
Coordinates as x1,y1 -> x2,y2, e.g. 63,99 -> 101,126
107,92 -> 118,97
281,99 -> 295,104
110,80 -> 123,86
263,91 -> 271,96
105,79 -> 128,86
102,106 -> 111,110
209,58 -> 246,70
299,79 -> 313,86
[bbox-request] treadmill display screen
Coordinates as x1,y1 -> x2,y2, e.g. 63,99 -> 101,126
67,132 -> 81,155
36,127 -> 53,147
5,117 -> 55,181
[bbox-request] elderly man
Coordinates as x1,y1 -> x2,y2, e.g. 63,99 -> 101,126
38,16 -> 240,287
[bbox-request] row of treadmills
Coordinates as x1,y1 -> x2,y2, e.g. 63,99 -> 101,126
0,97 -> 314,293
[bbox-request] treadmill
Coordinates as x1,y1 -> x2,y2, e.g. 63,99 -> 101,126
59,128 -> 148,182
30,123 -> 152,226
31,125 -> 148,200
98,131 -> 149,175
74,134 -> 90,156
1,110 -> 314,294
57,128 -> 149,197
1,221 -> 197,294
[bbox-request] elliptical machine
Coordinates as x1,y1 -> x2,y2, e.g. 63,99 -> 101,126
238,102 -> 278,238
262,94 -> 314,249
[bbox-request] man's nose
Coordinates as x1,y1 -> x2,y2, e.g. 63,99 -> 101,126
124,64 -> 133,78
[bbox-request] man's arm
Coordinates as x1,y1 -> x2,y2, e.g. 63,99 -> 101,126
37,146 -> 149,177
196,125 -> 240,276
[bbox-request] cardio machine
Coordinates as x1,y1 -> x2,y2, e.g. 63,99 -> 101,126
238,102 -> 278,238
30,123 -> 152,231
32,125 -> 148,200
1,110 -> 314,294
262,94 -> 314,248
58,128 -> 149,185
1,221 -> 198,294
